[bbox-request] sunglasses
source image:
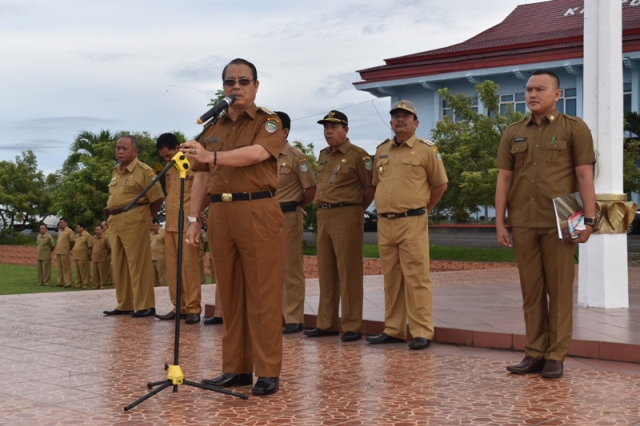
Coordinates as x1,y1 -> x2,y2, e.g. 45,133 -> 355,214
223,78 -> 254,87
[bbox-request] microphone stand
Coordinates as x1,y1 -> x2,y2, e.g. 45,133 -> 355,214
124,152 -> 248,411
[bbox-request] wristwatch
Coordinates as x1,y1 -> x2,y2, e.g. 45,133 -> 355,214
584,217 -> 598,230
186,216 -> 200,225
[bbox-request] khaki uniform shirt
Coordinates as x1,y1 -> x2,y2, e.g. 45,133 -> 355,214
72,232 -> 93,261
150,228 -> 166,261
56,227 -> 75,255
496,109 -> 595,228
92,234 -> 111,262
191,104 -> 282,193
107,157 -> 164,209
277,141 -> 316,203
373,135 -> 448,212
315,139 -> 373,204
37,233 -> 55,260
165,166 -> 195,232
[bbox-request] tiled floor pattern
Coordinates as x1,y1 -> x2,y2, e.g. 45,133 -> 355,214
2,285 -> 640,425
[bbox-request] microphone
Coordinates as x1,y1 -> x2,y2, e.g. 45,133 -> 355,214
196,95 -> 236,125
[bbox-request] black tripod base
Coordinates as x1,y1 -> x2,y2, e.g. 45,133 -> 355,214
124,370 -> 249,411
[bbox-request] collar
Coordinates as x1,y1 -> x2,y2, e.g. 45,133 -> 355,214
393,134 -> 418,148
221,103 -> 258,122
332,138 -> 352,155
118,157 -> 139,174
527,108 -> 560,126
280,140 -> 291,156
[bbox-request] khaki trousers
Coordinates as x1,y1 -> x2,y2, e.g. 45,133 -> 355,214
165,231 -> 202,315
152,259 -> 167,287
316,205 -> 364,333
75,259 -> 91,287
209,198 -> 285,377
93,261 -> 111,289
56,254 -> 72,286
108,207 -> 156,312
282,207 -> 306,324
37,259 -> 52,285
511,226 -> 576,362
378,215 -> 433,340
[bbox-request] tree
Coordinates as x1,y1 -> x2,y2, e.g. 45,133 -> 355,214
623,112 -> 640,196
53,130 -> 166,227
0,151 -> 54,236
430,80 -> 525,222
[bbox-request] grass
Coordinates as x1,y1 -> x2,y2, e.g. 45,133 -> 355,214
0,264 -> 92,295
303,243 -> 516,263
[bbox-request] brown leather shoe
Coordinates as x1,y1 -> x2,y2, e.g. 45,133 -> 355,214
506,356 -> 545,374
185,313 -> 201,324
541,360 -> 563,378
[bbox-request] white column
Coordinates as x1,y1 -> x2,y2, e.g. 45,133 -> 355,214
579,0 -> 628,308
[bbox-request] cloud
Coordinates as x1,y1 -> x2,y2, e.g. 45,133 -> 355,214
9,117 -> 120,130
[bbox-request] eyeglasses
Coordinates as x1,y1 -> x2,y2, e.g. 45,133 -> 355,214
223,78 -> 254,87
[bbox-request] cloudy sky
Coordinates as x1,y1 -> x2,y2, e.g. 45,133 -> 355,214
0,0 -> 547,174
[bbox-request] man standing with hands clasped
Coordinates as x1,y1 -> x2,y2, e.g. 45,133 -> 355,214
495,70 -> 596,379
366,100 -> 447,350
304,110 -> 375,342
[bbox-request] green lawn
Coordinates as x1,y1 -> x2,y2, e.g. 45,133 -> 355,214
0,264 -> 93,295
303,243 -> 516,263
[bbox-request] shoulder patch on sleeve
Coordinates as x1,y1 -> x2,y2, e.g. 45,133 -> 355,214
363,156 -> 373,171
418,138 -> 435,146
258,106 -> 277,115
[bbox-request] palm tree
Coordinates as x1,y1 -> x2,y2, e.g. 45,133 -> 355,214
62,130 -> 117,173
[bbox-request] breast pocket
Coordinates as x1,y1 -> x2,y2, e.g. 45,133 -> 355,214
400,157 -> 423,179
279,163 -> 293,175
544,139 -> 570,164
510,142 -> 529,168
376,158 -> 390,180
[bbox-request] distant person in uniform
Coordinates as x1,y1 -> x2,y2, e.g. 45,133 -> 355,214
36,224 -> 55,286
150,218 -> 167,287
304,110 -> 375,342
155,133 -> 203,325
101,220 -> 113,286
495,70 -> 596,379
55,217 -> 75,288
366,100 -> 448,350
275,111 -> 316,334
103,134 -> 164,318
181,58 -> 285,396
92,224 -> 111,289
73,222 -> 93,289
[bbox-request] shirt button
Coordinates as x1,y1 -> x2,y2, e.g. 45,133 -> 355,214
224,180 -> 228,183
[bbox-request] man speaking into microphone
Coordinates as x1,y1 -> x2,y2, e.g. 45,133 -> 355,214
180,58 -> 285,396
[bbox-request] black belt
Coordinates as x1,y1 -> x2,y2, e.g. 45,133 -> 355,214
317,202 -> 357,209
280,201 -> 299,213
379,208 -> 426,219
211,189 -> 276,203
104,203 -> 147,217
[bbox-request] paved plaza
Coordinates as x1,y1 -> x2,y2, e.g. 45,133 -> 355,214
2,267 -> 640,425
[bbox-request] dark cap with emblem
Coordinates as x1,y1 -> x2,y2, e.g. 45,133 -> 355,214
317,110 -> 348,126
390,100 -> 418,118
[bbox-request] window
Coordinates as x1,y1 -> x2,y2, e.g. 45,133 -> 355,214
499,92 -> 527,114
624,82 -> 632,115
556,88 -> 577,116
442,97 -> 478,122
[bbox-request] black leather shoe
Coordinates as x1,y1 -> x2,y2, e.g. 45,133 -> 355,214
341,331 -> 362,342
203,316 -> 223,325
303,328 -> 339,337
408,337 -> 431,350
130,308 -> 156,318
251,377 -> 279,396
366,333 -> 405,344
202,372 -> 253,388
541,360 -> 563,379
155,311 -> 187,320
185,313 -> 201,324
506,356 -> 546,374
283,323 -> 303,334
103,309 -> 133,316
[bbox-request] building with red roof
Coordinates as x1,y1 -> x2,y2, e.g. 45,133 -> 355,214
354,0 -> 640,131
